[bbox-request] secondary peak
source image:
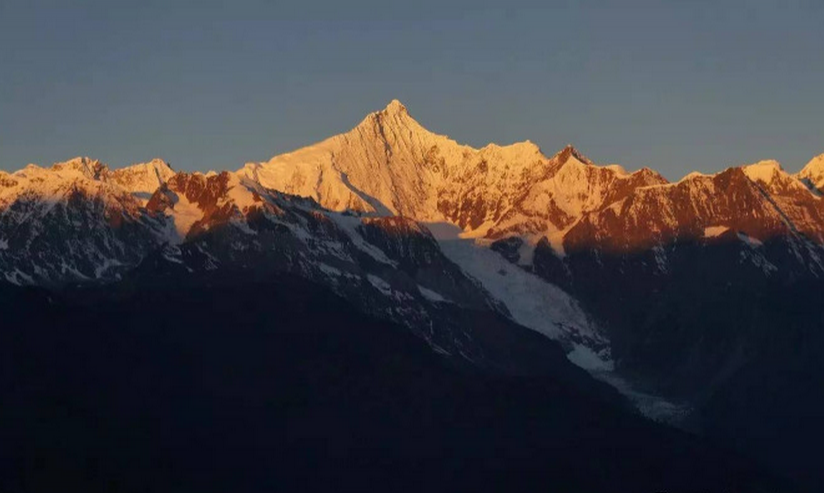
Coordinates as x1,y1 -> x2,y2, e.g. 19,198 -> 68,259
554,144 -> 594,166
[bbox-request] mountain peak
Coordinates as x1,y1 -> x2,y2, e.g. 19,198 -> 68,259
145,157 -> 172,169
119,158 -> 174,174
800,153 -> 824,174
356,99 -> 417,133
742,160 -> 785,186
51,156 -> 108,179
747,159 -> 782,169
383,99 -> 408,115
553,145 -> 594,166
798,153 -> 824,191
109,158 -> 176,197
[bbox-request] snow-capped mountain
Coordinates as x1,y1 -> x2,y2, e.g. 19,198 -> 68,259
242,101 -> 824,260
797,153 -> 824,192
4,100 -> 824,490
522,156 -> 824,429
240,100 -> 667,250
109,157 -> 176,201
136,170 -> 608,373
239,99 -> 556,235
0,156 -> 602,373
3,100 -> 824,381
236,101 -> 824,377
563,161 -> 824,258
0,158 -> 171,285
0,136 -> 610,372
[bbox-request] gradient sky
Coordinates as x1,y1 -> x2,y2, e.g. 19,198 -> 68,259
1,0 -> 823,179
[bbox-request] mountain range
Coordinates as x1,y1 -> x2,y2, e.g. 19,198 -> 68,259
3,100 -> 824,491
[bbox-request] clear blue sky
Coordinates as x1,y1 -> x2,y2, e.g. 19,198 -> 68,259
1,0 -> 823,179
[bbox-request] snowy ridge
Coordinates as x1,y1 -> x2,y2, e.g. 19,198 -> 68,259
3,101 -> 824,398
798,153 -> 824,192
240,101 -> 660,246
232,100 -> 824,382
564,160 -> 824,257
109,158 -> 176,201
0,157 -> 173,285
742,160 -> 784,185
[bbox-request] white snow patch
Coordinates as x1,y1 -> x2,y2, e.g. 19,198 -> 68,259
544,229 -> 568,257
161,246 -> 185,264
737,232 -> 763,247
566,344 -> 613,371
798,153 -> 824,191
5,269 -> 34,285
742,160 -> 782,184
651,245 -> 668,272
417,285 -> 449,303
168,193 -> 202,240
366,274 -> 392,295
437,238 -> 612,370
328,213 -> 396,266
93,258 -> 125,278
430,344 -> 452,356
594,371 -> 691,424
223,173 -> 260,211
318,263 -> 342,277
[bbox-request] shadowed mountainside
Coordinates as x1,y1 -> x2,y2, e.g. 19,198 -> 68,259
0,276 -> 795,493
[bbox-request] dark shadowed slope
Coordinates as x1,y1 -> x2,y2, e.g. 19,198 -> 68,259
0,276 -> 792,493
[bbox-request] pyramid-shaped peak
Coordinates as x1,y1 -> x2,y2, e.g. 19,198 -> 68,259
798,153 -> 824,191
358,99 -> 414,129
139,158 -> 175,173
383,99 -> 408,115
351,98 -> 436,140
554,145 -> 594,166
742,160 -> 785,184
801,153 -> 824,174
147,157 -> 170,167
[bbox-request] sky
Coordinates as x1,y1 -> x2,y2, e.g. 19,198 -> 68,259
1,0 -> 823,179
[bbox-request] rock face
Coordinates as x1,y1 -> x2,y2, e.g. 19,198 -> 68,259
564,164 -> 824,255
146,171 -> 256,240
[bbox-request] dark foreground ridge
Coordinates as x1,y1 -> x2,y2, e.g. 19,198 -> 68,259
0,275 -> 793,493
